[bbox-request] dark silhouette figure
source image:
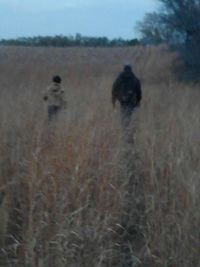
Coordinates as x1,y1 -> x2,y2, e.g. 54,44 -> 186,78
112,65 -> 142,127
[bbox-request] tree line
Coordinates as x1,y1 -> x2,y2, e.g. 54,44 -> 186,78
0,34 -> 140,48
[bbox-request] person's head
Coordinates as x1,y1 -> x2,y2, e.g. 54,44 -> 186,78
52,75 -> 62,84
123,65 -> 132,73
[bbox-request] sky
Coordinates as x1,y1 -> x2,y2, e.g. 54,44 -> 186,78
0,0 -> 157,39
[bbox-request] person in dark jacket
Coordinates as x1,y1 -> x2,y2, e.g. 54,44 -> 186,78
112,65 -> 142,127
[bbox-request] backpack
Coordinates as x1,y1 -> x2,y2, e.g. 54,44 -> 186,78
113,72 -> 138,106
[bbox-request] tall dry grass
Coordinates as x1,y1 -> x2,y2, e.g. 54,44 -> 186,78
0,45 -> 199,267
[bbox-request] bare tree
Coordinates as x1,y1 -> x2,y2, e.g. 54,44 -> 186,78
138,0 -> 200,74
137,12 -> 166,44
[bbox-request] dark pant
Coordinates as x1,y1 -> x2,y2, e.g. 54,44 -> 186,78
120,104 -> 134,128
48,105 -> 60,121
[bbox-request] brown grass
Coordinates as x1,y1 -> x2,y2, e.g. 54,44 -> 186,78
0,45 -> 199,267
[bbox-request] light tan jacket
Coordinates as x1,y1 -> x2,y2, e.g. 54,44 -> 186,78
44,82 -> 65,107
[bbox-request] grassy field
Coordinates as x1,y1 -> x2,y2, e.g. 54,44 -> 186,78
0,45 -> 199,267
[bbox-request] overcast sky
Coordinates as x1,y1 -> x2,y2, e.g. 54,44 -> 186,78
0,0 -> 156,39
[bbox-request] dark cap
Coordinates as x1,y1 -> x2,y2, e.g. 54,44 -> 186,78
52,75 -> 62,83
124,65 -> 132,72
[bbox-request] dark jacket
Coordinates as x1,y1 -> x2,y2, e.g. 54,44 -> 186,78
112,71 -> 142,107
